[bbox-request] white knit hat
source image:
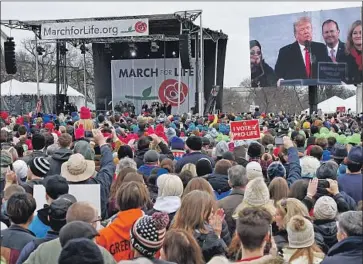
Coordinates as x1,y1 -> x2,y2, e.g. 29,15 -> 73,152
246,161 -> 263,181
233,177 -> 275,219
287,215 -> 315,248
12,159 -> 28,182
314,196 -> 337,220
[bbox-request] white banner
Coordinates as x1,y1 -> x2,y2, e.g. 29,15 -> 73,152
41,19 -> 149,40
111,58 -> 196,114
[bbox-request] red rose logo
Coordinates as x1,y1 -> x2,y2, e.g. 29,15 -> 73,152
158,79 -> 189,107
135,21 -> 147,33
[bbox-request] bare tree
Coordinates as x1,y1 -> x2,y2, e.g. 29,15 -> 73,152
1,39 -> 95,103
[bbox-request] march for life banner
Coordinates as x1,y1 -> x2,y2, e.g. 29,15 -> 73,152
111,58 -> 196,114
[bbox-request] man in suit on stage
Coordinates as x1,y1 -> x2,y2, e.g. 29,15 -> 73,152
322,19 -> 346,62
275,16 -> 330,85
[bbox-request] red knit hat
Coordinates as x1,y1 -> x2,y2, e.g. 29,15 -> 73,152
75,124 -> 85,140
0,111 -> 9,120
80,107 -> 91,119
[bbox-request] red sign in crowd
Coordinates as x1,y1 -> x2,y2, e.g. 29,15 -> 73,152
230,119 -> 261,140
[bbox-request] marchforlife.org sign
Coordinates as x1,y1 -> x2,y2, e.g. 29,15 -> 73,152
230,120 -> 261,140
41,19 -> 149,40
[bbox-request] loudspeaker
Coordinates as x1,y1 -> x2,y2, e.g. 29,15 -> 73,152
4,38 -> 17,75
179,33 -> 192,69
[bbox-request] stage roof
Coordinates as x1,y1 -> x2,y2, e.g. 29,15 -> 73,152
1,12 -> 227,42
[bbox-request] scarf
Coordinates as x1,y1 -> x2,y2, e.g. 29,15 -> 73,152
350,48 -> 362,71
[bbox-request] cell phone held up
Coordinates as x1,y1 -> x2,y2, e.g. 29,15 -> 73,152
317,179 -> 330,189
275,137 -> 284,146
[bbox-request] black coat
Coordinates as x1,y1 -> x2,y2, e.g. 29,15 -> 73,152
194,230 -> 227,263
321,236 -> 363,264
46,148 -> 73,176
251,60 -> 277,87
314,219 -> 338,254
275,41 -> 330,80
205,173 -> 231,194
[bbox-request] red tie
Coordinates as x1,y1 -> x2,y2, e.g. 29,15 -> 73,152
305,48 -> 311,78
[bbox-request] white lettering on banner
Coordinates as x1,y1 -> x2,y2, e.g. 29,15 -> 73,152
111,58 -> 196,115
33,184 -> 101,214
41,19 -> 149,40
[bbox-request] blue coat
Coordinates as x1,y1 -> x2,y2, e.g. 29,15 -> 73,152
286,147 -> 302,187
321,236 -> 363,264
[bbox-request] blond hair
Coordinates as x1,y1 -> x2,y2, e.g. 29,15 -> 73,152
276,198 -> 310,230
293,16 -> 312,35
181,163 -> 197,177
157,174 -> 184,198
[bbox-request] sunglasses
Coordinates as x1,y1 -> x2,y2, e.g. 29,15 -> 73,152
250,50 -> 262,56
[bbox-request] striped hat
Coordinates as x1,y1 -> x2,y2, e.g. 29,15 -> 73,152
29,157 -> 50,177
130,212 -> 169,257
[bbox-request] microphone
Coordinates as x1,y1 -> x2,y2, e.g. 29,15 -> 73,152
304,40 -> 313,78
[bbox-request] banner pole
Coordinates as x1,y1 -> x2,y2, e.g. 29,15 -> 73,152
35,34 -> 40,99
83,51 -> 87,107
199,12 -> 204,116
213,39 -> 219,114
177,21 -> 182,114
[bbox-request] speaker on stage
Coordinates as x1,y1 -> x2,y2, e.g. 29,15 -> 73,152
4,38 -> 17,75
56,94 -> 67,114
179,33 -> 192,69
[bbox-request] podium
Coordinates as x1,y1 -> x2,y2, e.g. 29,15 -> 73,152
280,79 -> 342,115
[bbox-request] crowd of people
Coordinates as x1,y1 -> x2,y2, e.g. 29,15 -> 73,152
0,105 -> 362,264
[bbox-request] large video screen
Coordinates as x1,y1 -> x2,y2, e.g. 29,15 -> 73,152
249,7 -> 361,87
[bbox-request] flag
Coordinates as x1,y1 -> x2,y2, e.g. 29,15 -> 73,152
36,98 -> 42,113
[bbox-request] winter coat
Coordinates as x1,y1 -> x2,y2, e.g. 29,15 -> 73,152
138,164 -> 160,177
193,227 -> 227,263
320,236 -> 363,264
205,173 -> 231,200
1,225 -> 35,264
175,152 -> 215,173
235,255 -> 284,263
146,196 -> 181,230
23,238 -> 116,264
218,188 -> 244,235
282,248 -> 325,264
28,206 -> 50,238
21,150 -> 47,165
134,142 -> 174,168
286,147 -> 302,187
70,144 -> 115,219
19,179 -> 44,196
338,172 -> 363,204
46,148 -> 72,176
314,219 -> 338,254
96,208 -> 144,262
16,230 -> 58,264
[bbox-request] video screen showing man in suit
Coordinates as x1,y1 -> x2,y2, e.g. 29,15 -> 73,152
322,19 -> 346,63
275,16 -> 330,83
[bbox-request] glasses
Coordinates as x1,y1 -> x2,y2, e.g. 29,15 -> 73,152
91,216 -> 102,223
250,50 -> 261,56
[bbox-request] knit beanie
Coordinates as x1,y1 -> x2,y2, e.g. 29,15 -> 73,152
12,159 -> 28,182
80,107 -> 91,120
314,196 -> 337,220
196,158 -> 213,176
166,127 -> 176,141
215,141 -> 229,157
248,142 -> 263,158
58,238 -> 103,264
74,140 -> 94,160
246,161 -> 263,181
130,212 -> 169,257
287,215 -> 315,248
267,161 -> 286,181
29,157 -> 50,177
243,177 -> 270,207
170,137 -> 185,150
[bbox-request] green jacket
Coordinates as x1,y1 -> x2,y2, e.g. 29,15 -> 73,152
23,238 -> 116,264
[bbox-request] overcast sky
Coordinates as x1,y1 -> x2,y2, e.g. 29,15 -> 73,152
1,1 -> 361,87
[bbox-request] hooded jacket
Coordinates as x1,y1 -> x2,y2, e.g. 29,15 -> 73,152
22,238 -> 116,264
96,208 -> 144,262
28,206 -> 50,238
314,219 -> 338,254
146,196 -> 181,229
205,173 -> 231,200
236,255 -> 284,263
46,148 -> 72,176
320,236 -> 363,264
1,225 -> 35,264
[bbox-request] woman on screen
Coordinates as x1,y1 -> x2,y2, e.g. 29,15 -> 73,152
345,20 -> 362,84
250,40 -> 277,87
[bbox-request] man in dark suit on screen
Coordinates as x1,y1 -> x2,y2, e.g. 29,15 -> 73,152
275,16 -> 330,85
322,19 -> 347,62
